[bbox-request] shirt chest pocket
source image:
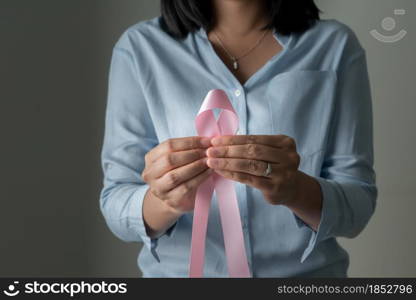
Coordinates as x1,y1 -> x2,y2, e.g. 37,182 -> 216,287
265,70 -> 337,163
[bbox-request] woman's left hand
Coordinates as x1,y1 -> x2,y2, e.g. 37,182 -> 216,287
206,134 -> 302,205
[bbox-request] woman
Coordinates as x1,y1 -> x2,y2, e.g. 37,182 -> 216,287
100,0 -> 377,277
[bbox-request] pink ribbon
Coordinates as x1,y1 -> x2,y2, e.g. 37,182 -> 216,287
189,89 -> 251,278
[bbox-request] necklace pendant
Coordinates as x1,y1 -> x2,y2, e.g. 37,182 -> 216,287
233,60 -> 238,70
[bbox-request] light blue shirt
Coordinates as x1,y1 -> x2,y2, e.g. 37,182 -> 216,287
99,16 -> 377,277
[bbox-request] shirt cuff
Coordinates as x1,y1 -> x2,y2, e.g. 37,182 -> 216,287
129,185 -> 178,262
295,176 -> 339,263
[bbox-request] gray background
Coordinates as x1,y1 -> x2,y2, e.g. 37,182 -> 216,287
0,0 -> 414,277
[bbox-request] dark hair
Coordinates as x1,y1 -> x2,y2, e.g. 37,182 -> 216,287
160,0 -> 320,40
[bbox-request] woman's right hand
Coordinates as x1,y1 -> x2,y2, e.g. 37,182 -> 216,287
142,136 -> 213,217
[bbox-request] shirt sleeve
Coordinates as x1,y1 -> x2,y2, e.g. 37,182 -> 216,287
99,36 -> 178,262
297,49 -> 378,263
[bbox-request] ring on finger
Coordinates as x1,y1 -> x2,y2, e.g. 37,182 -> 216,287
263,162 -> 273,177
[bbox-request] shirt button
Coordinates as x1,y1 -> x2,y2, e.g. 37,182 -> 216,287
234,89 -> 241,97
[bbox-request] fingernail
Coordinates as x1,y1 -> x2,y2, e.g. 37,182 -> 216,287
200,138 -> 212,147
207,158 -> 219,168
211,137 -> 221,146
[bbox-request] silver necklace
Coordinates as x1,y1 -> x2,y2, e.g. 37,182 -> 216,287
212,28 -> 270,70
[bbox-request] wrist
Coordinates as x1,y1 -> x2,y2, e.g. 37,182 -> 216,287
282,171 -> 323,231
143,189 -> 182,239
284,170 -> 308,208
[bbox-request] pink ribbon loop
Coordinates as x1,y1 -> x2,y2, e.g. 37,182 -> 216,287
189,89 -> 251,278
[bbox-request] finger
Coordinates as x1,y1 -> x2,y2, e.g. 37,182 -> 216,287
211,134 -> 297,150
155,157 -> 209,194
146,136 -> 212,163
207,158 -> 280,177
145,148 -> 207,180
213,169 -> 274,191
166,168 -> 214,209
206,144 -> 287,163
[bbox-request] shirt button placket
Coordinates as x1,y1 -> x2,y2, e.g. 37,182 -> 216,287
234,89 -> 242,134
231,86 -> 253,274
